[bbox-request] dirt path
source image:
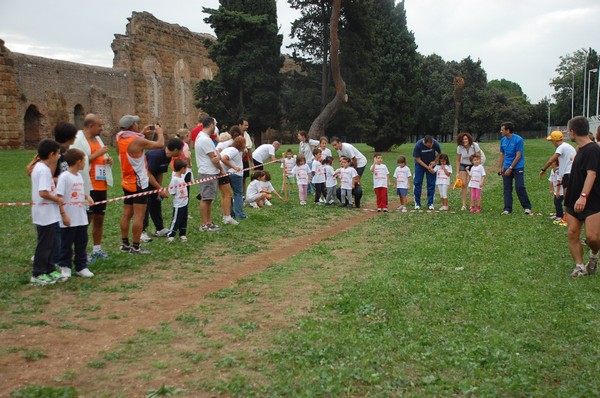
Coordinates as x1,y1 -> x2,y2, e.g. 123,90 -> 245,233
0,210 -> 378,396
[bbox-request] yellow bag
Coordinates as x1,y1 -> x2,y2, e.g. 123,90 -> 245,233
453,179 -> 463,189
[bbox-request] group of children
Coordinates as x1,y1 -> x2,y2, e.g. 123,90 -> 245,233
278,147 -> 487,213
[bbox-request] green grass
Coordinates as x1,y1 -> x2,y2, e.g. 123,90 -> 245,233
2,140 -> 600,395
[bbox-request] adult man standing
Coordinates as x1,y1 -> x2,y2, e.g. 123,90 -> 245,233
412,135 -> 442,210
331,137 -> 367,207
498,122 -> 532,215
565,116 -> 600,277
238,118 -> 254,194
195,117 -> 223,232
71,114 -> 113,261
252,141 -> 281,170
117,115 -> 164,254
190,111 -> 209,145
141,138 -> 184,242
539,130 -> 576,205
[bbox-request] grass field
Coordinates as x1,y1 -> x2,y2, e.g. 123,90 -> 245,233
1,139 -> 600,397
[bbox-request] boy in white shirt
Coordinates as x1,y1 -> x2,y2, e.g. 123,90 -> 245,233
31,139 -> 68,286
323,156 -> 338,205
56,149 -> 95,278
311,148 -> 326,204
167,160 -> 190,242
334,156 -> 359,208
370,153 -> 390,212
393,155 -> 412,212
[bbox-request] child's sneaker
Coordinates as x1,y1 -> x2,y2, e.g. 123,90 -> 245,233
383,208 -> 388,212
155,228 -> 169,237
140,231 -> 153,242
76,268 -> 94,277
401,206 -> 407,213
59,266 -> 72,278
180,236 -> 187,242
300,201 -> 307,206
129,246 -> 151,255
264,199 -> 272,206
120,243 -> 131,253
30,274 -> 56,286
248,201 -> 259,209
91,249 -> 110,261
377,208 -> 382,212
470,206 -> 475,213
167,237 -> 175,243
49,270 -> 68,282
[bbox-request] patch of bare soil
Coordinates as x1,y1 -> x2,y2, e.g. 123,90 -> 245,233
0,210 -> 377,396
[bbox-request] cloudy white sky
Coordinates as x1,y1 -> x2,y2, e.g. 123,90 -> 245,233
0,0 -> 598,103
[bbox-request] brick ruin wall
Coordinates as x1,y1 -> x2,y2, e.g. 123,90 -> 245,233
0,11 -> 218,149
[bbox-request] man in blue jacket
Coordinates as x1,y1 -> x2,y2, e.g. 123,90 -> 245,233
413,135 -> 442,210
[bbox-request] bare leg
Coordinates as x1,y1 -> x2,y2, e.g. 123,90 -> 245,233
132,203 -> 147,244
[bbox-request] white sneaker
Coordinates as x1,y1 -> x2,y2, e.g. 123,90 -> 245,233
440,206 -> 448,211
414,205 -> 421,210
141,231 -> 153,242
524,209 -> 533,215
502,210 -> 511,215
300,201 -> 306,206
248,201 -> 259,209
76,268 -> 94,277
264,199 -> 272,206
401,206 -> 407,213
155,228 -> 169,237
428,205 -> 435,210
60,266 -> 72,278
319,197 -> 326,203
167,237 -> 175,243
180,236 -> 188,242
223,216 -> 239,225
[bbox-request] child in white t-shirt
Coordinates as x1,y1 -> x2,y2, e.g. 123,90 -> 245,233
56,148 -> 94,278
167,159 -> 189,242
323,156 -> 338,205
393,155 -> 412,212
291,154 -> 311,205
30,139 -> 69,286
548,160 -> 564,221
334,156 -> 359,208
434,153 -> 452,211
260,170 -> 284,206
467,153 -> 486,213
370,153 -> 390,212
311,148 -> 326,204
281,149 -> 296,194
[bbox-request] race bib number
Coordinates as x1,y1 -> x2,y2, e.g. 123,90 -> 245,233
95,165 -> 107,181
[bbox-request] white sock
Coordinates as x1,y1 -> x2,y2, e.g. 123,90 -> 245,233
590,251 -> 598,258
93,245 -> 102,253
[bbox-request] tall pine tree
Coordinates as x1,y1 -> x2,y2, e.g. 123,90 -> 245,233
197,0 -> 283,136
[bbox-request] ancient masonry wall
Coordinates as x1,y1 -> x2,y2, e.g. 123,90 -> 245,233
0,11 -> 218,149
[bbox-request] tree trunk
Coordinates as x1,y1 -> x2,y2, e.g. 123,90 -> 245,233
308,0 -> 346,139
319,0 -> 330,111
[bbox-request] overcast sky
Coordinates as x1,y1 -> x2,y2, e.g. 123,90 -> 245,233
0,0 -> 598,103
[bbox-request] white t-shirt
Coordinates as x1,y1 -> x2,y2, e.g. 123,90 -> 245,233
195,131 -> 220,175
253,144 -> 276,163
457,142 -> 481,165
216,139 -> 233,152
292,164 -> 310,185
311,159 -> 326,183
555,142 -> 576,178
468,164 -> 486,189
336,167 -> 358,190
260,181 -> 276,193
434,164 -> 452,186
372,164 -> 389,189
299,139 -> 319,163
337,143 -> 367,168
393,166 -> 412,189
324,165 -> 337,188
244,131 -> 253,151
31,162 -> 60,226
220,146 -> 243,177
320,147 -> 332,159
168,174 -> 189,208
56,170 -> 88,227
549,169 -> 564,196
282,156 -> 296,178
246,179 -> 263,198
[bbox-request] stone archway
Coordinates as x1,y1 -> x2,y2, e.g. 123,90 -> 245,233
74,104 -> 85,130
23,104 -> 43,149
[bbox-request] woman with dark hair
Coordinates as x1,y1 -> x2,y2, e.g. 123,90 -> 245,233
297,131 -> 319,164
455,132 -> 481,210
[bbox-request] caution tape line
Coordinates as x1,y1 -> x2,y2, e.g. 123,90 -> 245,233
0,158 -> 281,207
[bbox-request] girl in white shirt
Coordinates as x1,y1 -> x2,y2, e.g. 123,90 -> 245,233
467,154 -> 486,213
291,154 -> 311,205
434,153 -> 452,211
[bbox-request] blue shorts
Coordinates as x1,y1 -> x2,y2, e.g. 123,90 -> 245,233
396,188 -> 408,197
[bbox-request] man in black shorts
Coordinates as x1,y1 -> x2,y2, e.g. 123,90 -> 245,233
565,116 -> 600,277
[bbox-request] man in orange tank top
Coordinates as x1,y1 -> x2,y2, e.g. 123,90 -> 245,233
117,115 -> 165,254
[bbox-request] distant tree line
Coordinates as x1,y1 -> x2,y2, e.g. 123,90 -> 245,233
196,0 -> 594,151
